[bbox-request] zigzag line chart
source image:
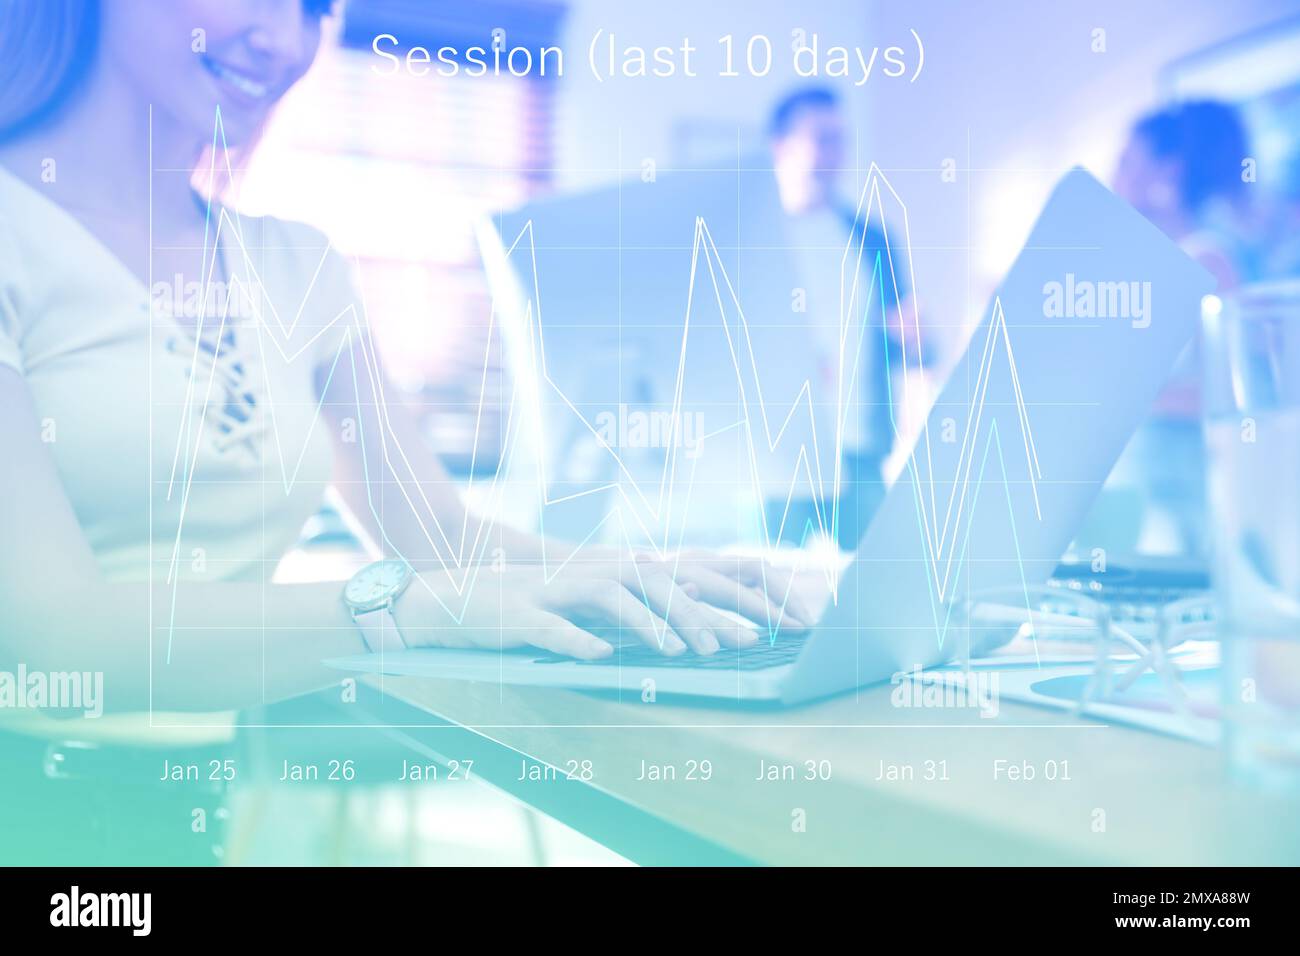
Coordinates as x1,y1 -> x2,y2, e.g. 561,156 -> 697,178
155,109 -> 1043,661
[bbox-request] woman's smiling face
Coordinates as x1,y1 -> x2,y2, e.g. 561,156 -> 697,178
97,0 -> 332,144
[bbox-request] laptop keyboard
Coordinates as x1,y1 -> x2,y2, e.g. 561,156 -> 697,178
533,632 -> 810,670
1045,561 -> 1211,629
528,562 -> 1209,669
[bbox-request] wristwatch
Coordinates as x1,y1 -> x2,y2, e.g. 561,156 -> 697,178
343,559 -> 414,654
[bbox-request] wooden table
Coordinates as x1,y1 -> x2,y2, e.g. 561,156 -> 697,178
333,671 -> 1300,866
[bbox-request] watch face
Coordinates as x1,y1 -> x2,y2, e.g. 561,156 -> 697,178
345,560 -> 412,612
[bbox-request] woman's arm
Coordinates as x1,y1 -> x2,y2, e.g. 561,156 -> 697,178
318,352 -> 548,567
0,364 -> 620,712
0,368 -> 369,713
0,359 -> 766,717
317,351 -> 816,644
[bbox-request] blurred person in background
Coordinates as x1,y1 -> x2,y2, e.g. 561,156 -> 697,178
0,0 -> 809,864
1103,99 -> 1262,555
1262,149 -> 1300,279
767,86 -> 922,549
1115,100 -> 1261,290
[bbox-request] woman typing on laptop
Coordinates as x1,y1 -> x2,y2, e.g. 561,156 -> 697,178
0,0 -> 809,862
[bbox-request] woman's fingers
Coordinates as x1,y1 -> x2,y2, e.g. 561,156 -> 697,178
551,580 -> 688,656
672,580 -> 757,649
522,611 -> 614,660
675,565 -> 811,634
753,566 -> 815,625
676,553 -> 816,626
682,552 -> 766,583
627,565 -> 759,654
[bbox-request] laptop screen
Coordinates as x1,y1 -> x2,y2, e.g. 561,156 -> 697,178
803,168 -> 1215,690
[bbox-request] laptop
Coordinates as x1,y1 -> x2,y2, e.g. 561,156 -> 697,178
328,169 -> 1214,705
474,151 -> 824,547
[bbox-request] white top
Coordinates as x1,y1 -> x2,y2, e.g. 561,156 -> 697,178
0,165 -> 357,739
0,166 -> 355,584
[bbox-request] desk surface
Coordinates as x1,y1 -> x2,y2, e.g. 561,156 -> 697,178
354,671 -> 1300,866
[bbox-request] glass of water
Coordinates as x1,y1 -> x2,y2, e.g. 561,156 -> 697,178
1203,282 -> 1300,787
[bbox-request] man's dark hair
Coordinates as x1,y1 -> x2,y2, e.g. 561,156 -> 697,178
1132,100 -> 1250,214
768,86 -> 840,139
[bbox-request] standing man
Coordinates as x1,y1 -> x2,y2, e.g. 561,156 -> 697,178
767,87 -> 909,549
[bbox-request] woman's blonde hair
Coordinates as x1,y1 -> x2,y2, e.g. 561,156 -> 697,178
0,0 -> 100,143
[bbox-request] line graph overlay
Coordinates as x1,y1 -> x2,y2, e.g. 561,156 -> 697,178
153,109 -> 1047,668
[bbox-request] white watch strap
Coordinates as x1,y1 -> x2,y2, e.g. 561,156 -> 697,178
354,606 -> 407,654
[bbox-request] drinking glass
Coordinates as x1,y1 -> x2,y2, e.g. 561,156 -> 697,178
1203,282 -> 1300,787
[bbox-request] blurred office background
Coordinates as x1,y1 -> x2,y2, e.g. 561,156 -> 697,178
236,0 -> 1300,481
225,0 -> 1300,864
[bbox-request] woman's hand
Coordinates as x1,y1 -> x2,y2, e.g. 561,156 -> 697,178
657,552 -> 816,634
396,554 -> 811,661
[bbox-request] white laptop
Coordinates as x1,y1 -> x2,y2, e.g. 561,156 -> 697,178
328,169 -> 1213,705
